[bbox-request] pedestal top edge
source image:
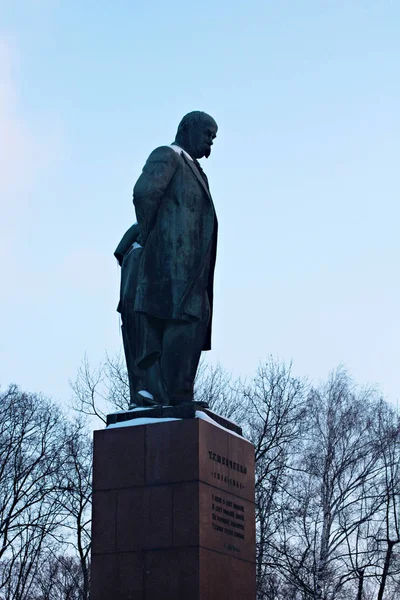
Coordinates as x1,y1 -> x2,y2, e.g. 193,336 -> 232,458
95,411 -> 253,445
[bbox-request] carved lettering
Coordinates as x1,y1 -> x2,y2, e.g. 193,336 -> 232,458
207,450 -> 248,477
211,491 -> 246,547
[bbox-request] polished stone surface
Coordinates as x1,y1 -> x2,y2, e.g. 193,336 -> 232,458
91,417 -> 256,599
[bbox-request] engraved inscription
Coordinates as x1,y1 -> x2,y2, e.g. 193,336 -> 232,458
208,451 -> 247,473
210,470 -> 245,490
211,492 -> 245,545
208,449 -> 248,491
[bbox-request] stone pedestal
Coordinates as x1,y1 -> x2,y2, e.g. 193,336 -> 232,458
91,415 -> 256,600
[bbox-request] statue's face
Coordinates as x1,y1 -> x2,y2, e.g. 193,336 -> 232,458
187,117 -> 218,159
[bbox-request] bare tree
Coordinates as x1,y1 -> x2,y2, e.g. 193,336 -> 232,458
30,554 -> 86,600
70,353 -> 130,424
194,360 -> 246,422
270,370 -> 389,600
370,401 -> 400,600
0,385 -> 90,600
0,386 -> 62,595
242,360 -> 307,598
56,425 -> 92,600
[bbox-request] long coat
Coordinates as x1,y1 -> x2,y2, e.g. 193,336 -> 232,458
133,146 -> 218,351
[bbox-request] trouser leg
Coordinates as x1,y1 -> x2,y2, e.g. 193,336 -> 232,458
160,311 -> 210,406
121,312 -> 141,406
122,309 -> 166,406
134,296 -> 210,406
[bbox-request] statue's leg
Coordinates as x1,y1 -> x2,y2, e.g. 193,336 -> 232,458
160,303 -> 210,406
122,312 -> 168,407
120,247 -> 148,407
144,360 -> 168,406
121,309 -> 146,407
122,324 -> 137,404
134,312 -> 169,406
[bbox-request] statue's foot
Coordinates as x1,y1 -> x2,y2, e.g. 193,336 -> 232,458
170,399 -> 209,409
190,400 -> 209,409
137,390 -> 161,406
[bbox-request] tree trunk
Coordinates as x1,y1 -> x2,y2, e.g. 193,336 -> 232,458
315,503 -> 332,600
377,540 -> 394,600
356,568 -> 364,600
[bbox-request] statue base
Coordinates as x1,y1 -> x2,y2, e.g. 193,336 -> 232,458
91,415 -> 256,599
106,405 -> 243,436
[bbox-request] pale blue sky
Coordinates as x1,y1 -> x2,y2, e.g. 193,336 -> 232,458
1,0 -> 399,410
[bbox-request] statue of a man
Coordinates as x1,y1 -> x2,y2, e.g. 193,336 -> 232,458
116,111 -> 218,408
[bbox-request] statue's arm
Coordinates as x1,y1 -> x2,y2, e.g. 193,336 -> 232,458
133,146 -> 178,245
114,222 -> 140,265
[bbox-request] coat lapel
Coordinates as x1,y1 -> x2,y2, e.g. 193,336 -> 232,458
182,153 -> 213,201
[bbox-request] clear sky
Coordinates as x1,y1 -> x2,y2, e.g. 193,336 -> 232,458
1,0 -> 399,410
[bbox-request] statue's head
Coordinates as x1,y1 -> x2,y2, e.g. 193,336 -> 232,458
175,111 -> 218,159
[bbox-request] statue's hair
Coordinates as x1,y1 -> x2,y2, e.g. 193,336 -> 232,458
176,111 -> 216,140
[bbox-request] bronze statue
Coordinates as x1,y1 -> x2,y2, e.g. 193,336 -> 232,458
116,111 -> 218,408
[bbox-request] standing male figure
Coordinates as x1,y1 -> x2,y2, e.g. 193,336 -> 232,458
130,111 -> 218,407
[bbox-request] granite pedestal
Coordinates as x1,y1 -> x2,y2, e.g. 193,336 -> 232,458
91,414 -> 256,600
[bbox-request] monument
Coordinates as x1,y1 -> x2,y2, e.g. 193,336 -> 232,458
91,112 -> 256,599
116,111 -> 218,409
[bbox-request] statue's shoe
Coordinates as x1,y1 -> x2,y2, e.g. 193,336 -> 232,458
169,399 -> 209,409
137,390 -> 160,406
